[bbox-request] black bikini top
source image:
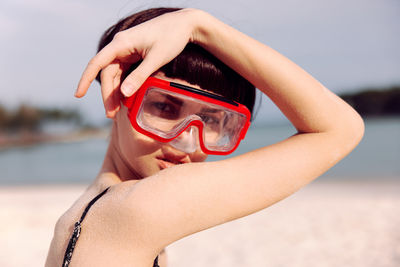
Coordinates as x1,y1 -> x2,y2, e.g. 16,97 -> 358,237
62,187 -> 160,267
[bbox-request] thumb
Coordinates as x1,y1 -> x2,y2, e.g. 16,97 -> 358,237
120,53 -> 164,97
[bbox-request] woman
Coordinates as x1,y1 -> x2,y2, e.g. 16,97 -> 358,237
46,7 -> 364,267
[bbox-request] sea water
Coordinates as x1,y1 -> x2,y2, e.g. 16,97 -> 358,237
0,118 -> 398,185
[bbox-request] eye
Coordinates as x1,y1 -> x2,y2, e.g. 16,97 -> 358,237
149,102 -> 180,119
199,113 -> 220,125
153,102 -> 173,112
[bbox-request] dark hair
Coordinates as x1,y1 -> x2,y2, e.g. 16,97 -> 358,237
97,8 -> 257,119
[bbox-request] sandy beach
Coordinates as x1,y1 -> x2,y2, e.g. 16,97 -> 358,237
1,179 -> 399,267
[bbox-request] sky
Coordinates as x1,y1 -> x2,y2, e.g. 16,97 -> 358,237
0,0 -> 399,125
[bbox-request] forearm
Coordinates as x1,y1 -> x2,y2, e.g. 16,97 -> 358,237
192,10 -> 363,138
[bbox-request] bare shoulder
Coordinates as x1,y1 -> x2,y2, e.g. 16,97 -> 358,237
46,182 -> 119,266
46,189 -> 93,266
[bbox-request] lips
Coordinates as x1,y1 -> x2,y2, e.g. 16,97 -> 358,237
157,158 -> 178,169
156,154 -> 189,170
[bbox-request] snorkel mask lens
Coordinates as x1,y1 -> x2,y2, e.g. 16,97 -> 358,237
123,77 -> 251,155
169,126 -> 200,154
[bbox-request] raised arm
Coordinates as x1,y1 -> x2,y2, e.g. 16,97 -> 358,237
74,8 -> 364,263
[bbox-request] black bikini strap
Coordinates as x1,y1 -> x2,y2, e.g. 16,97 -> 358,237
153,255 -> 160,267
62,187 -> 110,267
79,187 -> 110,223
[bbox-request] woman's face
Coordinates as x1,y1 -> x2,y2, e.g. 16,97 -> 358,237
114,73 -> 209,179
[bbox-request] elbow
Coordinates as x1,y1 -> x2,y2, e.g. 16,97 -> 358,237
349,110 -> 365,147
321,111 -> 364,168
354,113 -> 365,145
338,110 -> 365,155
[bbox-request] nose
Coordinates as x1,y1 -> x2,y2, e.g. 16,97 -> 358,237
169,126 -> 200,154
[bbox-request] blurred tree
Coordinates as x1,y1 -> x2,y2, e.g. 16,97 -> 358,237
340,86 -> 400,117
11,104 -> 41,132
0,104 -> 9,130
383,88 -> 400,115
0,104 -> 83,133
40,108 -> 82,124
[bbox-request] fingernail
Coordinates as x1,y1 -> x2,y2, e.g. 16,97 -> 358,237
106,111 -> 113,119
121,83 -> 134,96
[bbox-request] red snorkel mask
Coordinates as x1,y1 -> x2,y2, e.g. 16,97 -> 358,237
122,77 -> 251,155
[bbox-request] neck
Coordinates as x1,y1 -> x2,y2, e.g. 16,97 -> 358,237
94,124 -> 142,188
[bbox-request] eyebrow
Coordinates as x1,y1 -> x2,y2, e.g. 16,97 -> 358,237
165,95 -> 183,105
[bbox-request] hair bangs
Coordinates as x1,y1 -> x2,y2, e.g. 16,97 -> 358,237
160,44 -> 256,117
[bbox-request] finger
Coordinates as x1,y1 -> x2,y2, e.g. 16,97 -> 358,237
110,89 -> 122,119
120,52 -> 165,96
100,63 -> 120,118
105,89 -> 121,119
75,43 -> 118,98
109,68 -> 123,118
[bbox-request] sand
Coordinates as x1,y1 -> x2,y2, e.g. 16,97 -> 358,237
1,179 -> 399,267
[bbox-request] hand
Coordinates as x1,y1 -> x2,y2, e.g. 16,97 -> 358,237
74,9 -> 200,118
